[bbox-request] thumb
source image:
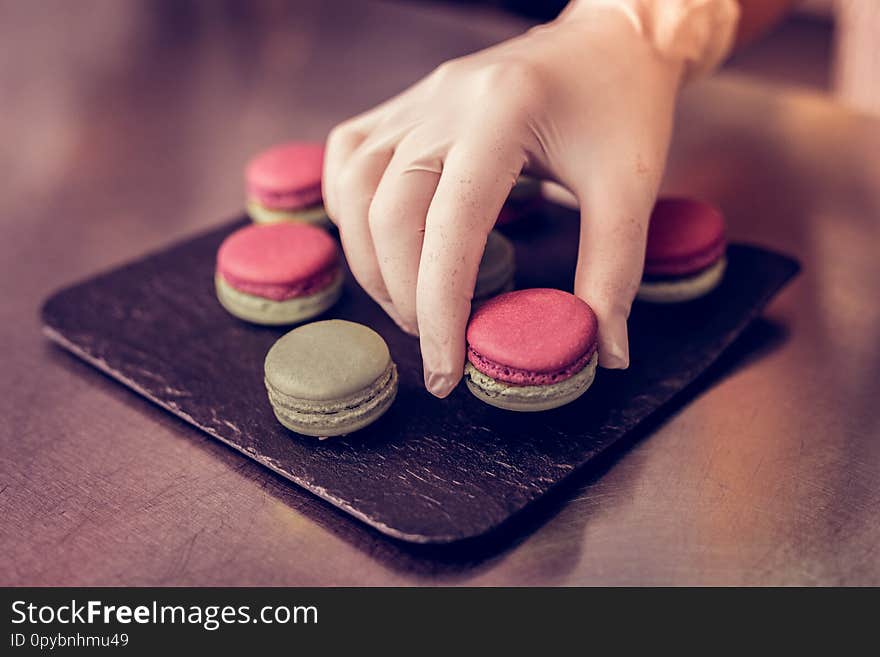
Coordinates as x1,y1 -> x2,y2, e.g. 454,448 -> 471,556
573,180 -> 654,369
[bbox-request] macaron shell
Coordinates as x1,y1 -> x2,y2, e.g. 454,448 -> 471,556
216,222 -> 338,288
216,271 -> 343,325
638,256 -> 726,303
467,343 -> 595,386
246,142 -> 324,209
644,198 -> 726,276
464,352 -> 597,412
266,363 -> 398,438
644,238 -> 726,277
264,320 -> 392,402
466,288 -> 598,374
246,199 -> 331,228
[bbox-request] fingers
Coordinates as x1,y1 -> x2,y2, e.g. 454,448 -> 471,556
573,178 -> 655,369
368,138 -> 442,335
417,142 -> 522,398
331,141 -> 398,321
323,112 -> 380,222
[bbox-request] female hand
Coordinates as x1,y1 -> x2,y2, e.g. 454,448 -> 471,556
323,0 -> 736,397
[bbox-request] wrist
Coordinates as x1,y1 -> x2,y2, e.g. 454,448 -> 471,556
560,0 -> 740,80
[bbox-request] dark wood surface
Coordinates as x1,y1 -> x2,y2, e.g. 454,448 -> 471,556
2,0 -> 879,584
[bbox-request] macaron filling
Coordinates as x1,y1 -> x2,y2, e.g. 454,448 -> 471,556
263,320 -> 398,437
215,272 -> 343,325
246,199 -> 329,226
465,352 -> 597,412
467,343 -> 596,386
266,361 -> 398,435
638,256 -> 727,303
218,264 -> 339,301
247,183 -> 323,211
643,234 -> 726,279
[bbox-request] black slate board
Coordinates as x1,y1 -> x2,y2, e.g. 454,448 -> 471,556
41,204 -> 799,544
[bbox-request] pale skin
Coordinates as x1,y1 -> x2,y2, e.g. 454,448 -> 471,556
323,0 -> 794,398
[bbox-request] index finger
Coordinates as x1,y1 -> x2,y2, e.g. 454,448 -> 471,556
323,111 -> 381,222
416,141 -> 523,398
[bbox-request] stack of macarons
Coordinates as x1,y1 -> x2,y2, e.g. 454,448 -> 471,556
215,222 -> 343,325
638,197 -> 727,303
246,142 -> 330,228
464,288 -> 599,412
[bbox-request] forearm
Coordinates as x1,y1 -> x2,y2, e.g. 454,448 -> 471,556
558,0 -> 740,78
560,0 -> 796,75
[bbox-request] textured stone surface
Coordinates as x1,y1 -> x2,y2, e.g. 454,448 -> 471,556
41,203 -> 799,544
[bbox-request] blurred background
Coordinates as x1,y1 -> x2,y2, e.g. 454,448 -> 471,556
442,0 -> 879,115
1,0 -> 876,232
2,0 -> 875,279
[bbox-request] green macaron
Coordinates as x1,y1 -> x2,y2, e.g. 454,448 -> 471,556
264,320 -> 398,438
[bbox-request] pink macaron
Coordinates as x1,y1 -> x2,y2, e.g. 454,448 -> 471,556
245,142 -> 330,226
464,288 -> 599,411
215,222 -> 342,325
638,197 -> 727,302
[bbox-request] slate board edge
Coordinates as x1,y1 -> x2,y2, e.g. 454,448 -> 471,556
40,324 -> 423,543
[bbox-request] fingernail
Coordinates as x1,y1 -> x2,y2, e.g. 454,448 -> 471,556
425,370 -> 458,398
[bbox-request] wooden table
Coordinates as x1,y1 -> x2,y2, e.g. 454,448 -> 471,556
2,0 -> 878,585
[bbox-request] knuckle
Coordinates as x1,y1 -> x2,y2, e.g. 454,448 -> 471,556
431,57 -> 466,84
367,194 -> 397,233
476,59 -> 546,106
326,121 -> 356,150
336,159 -> 360,192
